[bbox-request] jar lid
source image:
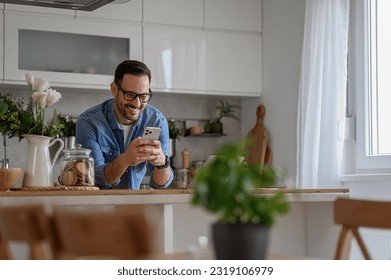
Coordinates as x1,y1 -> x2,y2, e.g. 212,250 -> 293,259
62,144 -> 91,155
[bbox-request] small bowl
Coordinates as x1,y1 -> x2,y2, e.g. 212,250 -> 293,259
0,168 -> 23,191
189,126 -> 202,135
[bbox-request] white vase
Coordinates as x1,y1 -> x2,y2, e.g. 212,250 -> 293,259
22,134 -> 64,188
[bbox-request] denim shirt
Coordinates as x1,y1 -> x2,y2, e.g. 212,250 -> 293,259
75,99 -> 174,190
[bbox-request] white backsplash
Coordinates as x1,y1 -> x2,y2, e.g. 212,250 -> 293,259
0,86 -> 242,187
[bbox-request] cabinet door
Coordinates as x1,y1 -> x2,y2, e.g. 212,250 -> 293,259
4,13 -> 142,89
143,0 -> 203,27
205,0 -> 262,32
144,26 -> 261,96
76,0 -> 142,23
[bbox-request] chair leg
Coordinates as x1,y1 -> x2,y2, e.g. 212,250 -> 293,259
351,228 -> 371,260
0,238 -> 12,260
335,226 -> 353,259
29,242 -> 50,260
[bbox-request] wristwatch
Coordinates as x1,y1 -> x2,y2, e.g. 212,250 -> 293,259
155,155 -> 170,169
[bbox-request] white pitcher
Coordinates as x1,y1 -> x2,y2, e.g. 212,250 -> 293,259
22,134 -> 64,188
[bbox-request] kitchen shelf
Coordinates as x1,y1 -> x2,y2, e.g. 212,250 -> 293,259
184,133 -> 226,137
168,118 -> 227,138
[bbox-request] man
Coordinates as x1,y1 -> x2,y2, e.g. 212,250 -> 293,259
76,60 -> 173,189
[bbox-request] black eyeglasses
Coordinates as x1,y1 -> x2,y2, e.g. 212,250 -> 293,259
116,83 -> 153,103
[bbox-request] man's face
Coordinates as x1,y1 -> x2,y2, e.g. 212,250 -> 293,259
111,74 -> 150,125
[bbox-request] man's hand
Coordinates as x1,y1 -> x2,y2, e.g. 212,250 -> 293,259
126,137 -> 165,167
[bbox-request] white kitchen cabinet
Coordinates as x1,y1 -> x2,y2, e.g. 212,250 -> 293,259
205,0 -> 262,32
143,0 -> 203,27
75,0 -> 142,23
3,13 -> 142,89
144,26 -> 262,97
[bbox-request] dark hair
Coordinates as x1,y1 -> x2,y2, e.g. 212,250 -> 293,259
114,60 -> 151,84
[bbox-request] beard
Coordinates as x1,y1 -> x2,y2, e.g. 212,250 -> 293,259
114,98 -> 145,124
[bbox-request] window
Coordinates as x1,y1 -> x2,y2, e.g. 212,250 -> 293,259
350,0 -> 391,171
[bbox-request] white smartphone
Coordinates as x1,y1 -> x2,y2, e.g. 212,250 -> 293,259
141,127 -> 161,140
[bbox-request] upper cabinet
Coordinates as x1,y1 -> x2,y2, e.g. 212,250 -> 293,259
143,0 -> 203,27
144,26 -> 261,96
143,0 -> 262,96
1,0 -> 262,96
204,0 -> 262,32
3,8 -> 142,89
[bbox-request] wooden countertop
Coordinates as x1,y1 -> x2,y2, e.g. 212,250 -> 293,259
0,187 -> 349,197
0,187 -> 349,207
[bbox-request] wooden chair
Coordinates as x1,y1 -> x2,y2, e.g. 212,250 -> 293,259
51,210 -> 153,260
334,197 -> 391,259
0,204 -> 55,259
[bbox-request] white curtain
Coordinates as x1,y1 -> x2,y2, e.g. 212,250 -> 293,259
296,0 -> 350,188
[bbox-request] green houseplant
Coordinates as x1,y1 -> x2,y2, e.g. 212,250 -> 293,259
205,101 -> 241,134
58,114 -> 76,137
167,119 -> 182,140
167,119 -> 182,167
0,73 -> 63,140
191,140 -> 289,259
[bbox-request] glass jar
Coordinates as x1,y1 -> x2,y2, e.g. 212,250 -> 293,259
59,144 -> 94,186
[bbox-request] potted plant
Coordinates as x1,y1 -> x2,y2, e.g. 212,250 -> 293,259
206,101 -> 241,134
0,73 -> 64,188
191,140 -> 289,259
167,119 -> 182,167
58,114 -> 77,150
168,119 -> 182,140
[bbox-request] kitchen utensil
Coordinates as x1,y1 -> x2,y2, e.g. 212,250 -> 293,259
175,168 -> 189,189
246,104 -> 269,165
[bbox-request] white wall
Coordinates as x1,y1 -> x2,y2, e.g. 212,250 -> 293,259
242,0 -> 306,187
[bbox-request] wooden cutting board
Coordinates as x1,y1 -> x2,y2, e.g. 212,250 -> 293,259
245,104 -> 271,165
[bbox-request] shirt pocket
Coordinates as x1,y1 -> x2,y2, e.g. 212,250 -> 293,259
101,145 -> 119,162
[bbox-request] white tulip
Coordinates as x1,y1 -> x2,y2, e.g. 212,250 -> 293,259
32,78 -> 50,93
46,89 -> 62,106
25,72 -> 35,87
32,91 -> 48,109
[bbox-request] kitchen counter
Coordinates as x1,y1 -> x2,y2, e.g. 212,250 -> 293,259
0,188 -> 349,259
0,188 -> 349,206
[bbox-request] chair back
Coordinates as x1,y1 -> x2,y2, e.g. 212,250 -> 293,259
0,204 -> 54,259
51,210 -> 153,259
334,197 -> 391,259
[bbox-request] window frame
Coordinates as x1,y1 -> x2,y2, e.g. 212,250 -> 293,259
350,0 -> 391,172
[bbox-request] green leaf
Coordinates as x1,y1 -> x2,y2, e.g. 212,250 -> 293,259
19,112 -> 34,127
0,100 -> 8,115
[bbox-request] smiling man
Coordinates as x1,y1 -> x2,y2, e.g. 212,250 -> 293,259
76,60 -> 173,190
